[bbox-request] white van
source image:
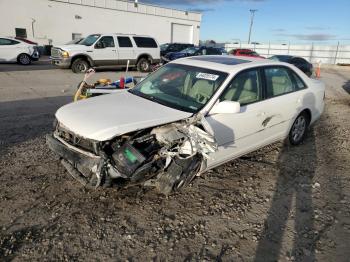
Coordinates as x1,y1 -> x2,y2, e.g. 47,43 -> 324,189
51,34 -> 160,73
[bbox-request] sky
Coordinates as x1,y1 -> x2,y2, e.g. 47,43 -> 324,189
141,0 -> 350,44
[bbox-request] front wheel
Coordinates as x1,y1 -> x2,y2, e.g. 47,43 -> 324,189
71,58 -> 89,73
288,112 -> 309,145
17,54 -> 31,65
137,58 -> 151,72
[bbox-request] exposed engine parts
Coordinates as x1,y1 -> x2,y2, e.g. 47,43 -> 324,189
47,115 -> 218,195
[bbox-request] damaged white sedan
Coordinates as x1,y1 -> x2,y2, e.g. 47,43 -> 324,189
47,56 -> 325,194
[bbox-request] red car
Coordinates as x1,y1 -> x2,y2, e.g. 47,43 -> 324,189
229,48 -> 265,59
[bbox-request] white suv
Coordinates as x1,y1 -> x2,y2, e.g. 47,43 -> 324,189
0,37 -> 40,65
51,34 -> 160,73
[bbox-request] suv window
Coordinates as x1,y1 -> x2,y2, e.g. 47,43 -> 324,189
96,36 -> 115,48
220,69 -> 262,105
0,38 -> 19,45
133,37 -> 158,48
265,67 -> 295,98
117,36 -> 133,48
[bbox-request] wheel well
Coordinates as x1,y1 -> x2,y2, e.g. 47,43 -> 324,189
71,55 -> 93,68
17,53 -> 30,61
137,54 -> 152,64
300,108 -> 312,123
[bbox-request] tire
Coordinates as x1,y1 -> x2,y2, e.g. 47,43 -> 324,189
137,58 -> 151,72
288,111 -> 310,145
71,58 -> 89,73
17,53 -> 31,65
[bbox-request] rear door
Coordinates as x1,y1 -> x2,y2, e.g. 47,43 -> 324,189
260,66 -> 307,141
116,36 -> 136,66
93,36 -> 118,66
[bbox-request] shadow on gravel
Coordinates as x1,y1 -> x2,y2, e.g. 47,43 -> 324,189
0,96 -> 71,156
342,80 -> 350,94
254,131 -> 317,261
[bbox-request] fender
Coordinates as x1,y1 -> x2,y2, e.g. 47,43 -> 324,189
71,53 -> 95,67
137,53 -> 153,63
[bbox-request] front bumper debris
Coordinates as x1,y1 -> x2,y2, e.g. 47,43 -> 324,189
47,115 -> 218,195
50,57 -> 71,68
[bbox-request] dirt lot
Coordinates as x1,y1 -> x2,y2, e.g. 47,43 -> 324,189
0,65 -> 349,261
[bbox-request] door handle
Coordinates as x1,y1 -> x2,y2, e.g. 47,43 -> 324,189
86,51 -> 93,53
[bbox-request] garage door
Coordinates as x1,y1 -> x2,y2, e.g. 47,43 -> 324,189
171,23 -> 193,44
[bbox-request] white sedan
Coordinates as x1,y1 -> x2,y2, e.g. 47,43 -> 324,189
47,56 -> 325,194
0,37 -> 40,65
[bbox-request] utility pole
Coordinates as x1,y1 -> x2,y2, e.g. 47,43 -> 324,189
248,9 -> 257,44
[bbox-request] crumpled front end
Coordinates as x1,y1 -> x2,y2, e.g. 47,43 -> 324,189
46,115 -> 217,195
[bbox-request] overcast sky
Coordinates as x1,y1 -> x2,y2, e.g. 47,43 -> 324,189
141,0 -> 350,44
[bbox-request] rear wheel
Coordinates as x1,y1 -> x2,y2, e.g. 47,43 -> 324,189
137,58 -> 151,72
71,58 -> 89,73
17,53 -> 31,65
288,111 -> 310,145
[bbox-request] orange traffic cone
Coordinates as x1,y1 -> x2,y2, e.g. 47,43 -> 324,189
315,62 -> 321,78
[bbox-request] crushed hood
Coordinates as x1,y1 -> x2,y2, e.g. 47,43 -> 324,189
55,90 -> 192,141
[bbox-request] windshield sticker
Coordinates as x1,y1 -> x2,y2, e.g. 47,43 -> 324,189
196,72 -> 219,81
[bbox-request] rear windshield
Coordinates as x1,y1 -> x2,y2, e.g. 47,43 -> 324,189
133,37 -> 158,48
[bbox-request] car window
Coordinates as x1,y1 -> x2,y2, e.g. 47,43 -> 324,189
96,36 -> 115,48
220,69 -> 262,105
265,67 -> 295,98
207,48 -> 221,55
291,57 -> 306,64
133,37 -> 158,48
0,38 -> 19,45
130,63 -> 228,113
117,36 -> 133,48
289,70 -> 307,90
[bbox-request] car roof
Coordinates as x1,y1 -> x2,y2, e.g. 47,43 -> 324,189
172,55 -> 290,74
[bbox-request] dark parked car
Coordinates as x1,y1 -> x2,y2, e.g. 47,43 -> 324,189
269,55 -> 313,77
160,43 -> 194,57
162,46 -> 224,63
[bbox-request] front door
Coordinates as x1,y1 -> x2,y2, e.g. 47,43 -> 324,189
205,68 -> 269,168
93,36 -> 118,66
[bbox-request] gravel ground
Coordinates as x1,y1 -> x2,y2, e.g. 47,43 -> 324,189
0,68 -> 349,261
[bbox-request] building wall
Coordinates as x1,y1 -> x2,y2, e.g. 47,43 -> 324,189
225,43 -> 350,65
0,0 -> 202,46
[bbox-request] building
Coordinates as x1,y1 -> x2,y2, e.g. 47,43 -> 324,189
0,0 -> 202,46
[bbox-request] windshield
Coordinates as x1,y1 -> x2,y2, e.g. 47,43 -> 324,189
130,64 -> 228,113
79,34 -> 101,46
180,47 -> 199,54
160,44 -> 169,51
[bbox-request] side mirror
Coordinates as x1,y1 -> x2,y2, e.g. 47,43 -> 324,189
209,101 -> 241,115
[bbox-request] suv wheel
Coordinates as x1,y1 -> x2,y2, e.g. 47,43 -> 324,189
71,58 -> 89,73
18,54 -> 31,65
288,111 -> 310,145
137,58 -> 151,72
